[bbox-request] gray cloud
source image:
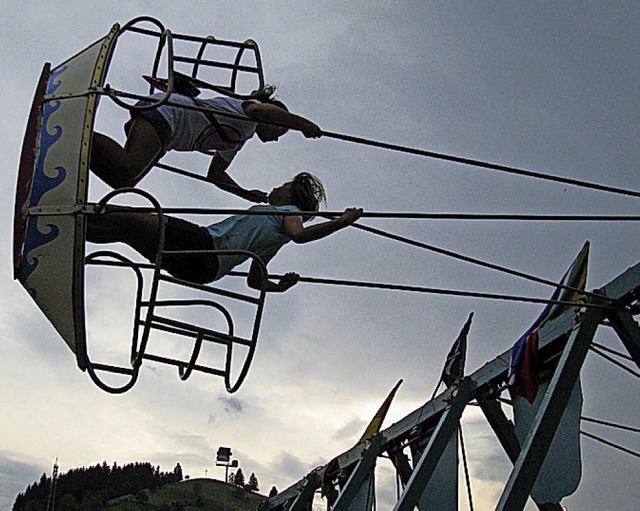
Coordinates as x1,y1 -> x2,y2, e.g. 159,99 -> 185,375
1,2 -> 638,510
269,451 -> 317,484
218,396 -> 246,415
0,452 -> 49,511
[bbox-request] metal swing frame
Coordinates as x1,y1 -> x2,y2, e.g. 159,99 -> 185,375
83,188 -> 269,394
14,16 -> 270,394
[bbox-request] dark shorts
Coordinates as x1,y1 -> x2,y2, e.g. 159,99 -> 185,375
161,217 -> 219,284
124,100 -> 172,151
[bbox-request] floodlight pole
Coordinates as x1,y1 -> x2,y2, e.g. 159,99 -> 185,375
216,446 -> 239,511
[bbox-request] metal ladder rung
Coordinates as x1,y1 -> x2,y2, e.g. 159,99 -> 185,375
87,362 -> 137,376
141,352 -> 226,377
140,314 -> 254,347
157,274 -> 262,305
173,55 -> 260,74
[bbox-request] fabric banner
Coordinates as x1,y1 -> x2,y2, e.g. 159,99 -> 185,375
509,241 -> 589,402
513,378 -> 583,504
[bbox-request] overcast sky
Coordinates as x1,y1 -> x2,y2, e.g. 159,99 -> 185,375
1,2 -> 638,510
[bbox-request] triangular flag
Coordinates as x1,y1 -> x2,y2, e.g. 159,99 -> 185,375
441,312 -> 474,388
321,379 -> 403,499
509,241 -> 589,402
357,379 -> 403,444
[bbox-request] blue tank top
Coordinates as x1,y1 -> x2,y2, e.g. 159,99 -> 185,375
206,205 -> 301,280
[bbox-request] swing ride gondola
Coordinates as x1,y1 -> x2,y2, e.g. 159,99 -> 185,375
13,16 -> 640,400
13,16 -> 271,394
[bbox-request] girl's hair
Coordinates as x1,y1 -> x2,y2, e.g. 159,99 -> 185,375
254,84 -> 288,111
289,172 -> 326,220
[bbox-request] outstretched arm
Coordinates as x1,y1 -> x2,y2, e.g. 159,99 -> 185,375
206,153 -> 268,203
243,102 -> 322,138
246,208 -> 362,292
283,207 -> 363,244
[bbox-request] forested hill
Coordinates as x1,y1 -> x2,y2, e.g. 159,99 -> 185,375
13,461 -> 184,510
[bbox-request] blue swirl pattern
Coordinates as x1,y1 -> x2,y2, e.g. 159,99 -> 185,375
19,65 -> 69,287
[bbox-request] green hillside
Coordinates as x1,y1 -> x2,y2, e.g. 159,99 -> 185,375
105,478 -> 267,511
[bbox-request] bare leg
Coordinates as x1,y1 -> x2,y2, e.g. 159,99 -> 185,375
87,211 -> 162,263
90,118 -> 163,189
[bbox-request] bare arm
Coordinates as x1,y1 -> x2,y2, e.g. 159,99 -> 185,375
206,153 -> 267,203
283,208 -> 363,244
243,102 -> 322,138
246,208 -> 362,292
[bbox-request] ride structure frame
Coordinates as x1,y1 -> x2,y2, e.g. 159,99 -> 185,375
260,264 -> 640,511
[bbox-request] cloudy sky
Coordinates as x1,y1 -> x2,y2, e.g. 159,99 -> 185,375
1,1 -> 638,510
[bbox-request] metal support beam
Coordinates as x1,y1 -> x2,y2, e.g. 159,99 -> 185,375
393,378 -> 474,511
389,440 -> 432,511
607,310 -> 640,368
496,296 -> 605,511
258,469 -> 319,511
388,445 -> 415,487
332,434 -> 382,511
478,397 -> 521,463
479,398 -> 563,511
263,264 -> 640,511
288,470 -> 320,511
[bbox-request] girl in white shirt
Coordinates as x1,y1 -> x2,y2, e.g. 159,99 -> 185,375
90,86 -> 321,203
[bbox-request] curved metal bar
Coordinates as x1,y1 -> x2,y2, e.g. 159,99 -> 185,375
83,250 -> 145,394
149,299 -> 235,381
192,36 -> 215,80
248,40 -> 265,95
224,252 -> 269,393
93,188 -> 166,369
147,29 -> 168,95
117,16 -> 168,97
120,16 -> 166,34
106,25 -> 175,112
179,333 -> 204,381
84,361 -> 140,394
229,39 -> 265,98
229,43 -> 247,96
85,250 -> 145,363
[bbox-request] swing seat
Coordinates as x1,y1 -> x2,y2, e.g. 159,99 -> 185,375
85,247 -> 268,394
82,186 -> 269,394
13,16 -> 270,394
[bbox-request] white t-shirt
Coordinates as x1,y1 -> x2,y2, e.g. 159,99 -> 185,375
152,93 -> 258,162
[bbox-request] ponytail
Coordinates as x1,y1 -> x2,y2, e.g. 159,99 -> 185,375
289,172 -> 326,221
253,84 -> 289,111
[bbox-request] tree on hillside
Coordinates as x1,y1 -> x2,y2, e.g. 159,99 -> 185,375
233,467 -> 245,487
13,461 -> 185,511
269,486 -> 278,498
57,493 -> 78,511
247,473 -> 259,492
173,463 -> 183,481
80,492 -> 104,511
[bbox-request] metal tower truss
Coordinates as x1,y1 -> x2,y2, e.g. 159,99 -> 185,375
260,263 -> 640,511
